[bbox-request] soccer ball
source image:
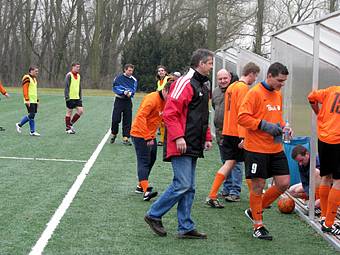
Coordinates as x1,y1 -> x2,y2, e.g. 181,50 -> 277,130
277,197 -> 295,214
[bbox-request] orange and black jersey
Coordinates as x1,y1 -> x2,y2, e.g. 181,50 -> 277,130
238,82 -> 284,154
222,81 -> 248,138
308,86 -> 340,144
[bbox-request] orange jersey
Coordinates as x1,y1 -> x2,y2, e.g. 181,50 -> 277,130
238,82 -> 285,153
308,86 -> 340,144
22,75 -> 30,101
222,81 -> 248,137
0,82 -> 7,95
130,91 -> 165,140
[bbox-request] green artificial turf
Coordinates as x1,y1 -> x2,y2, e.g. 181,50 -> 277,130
0,89 -> 336,254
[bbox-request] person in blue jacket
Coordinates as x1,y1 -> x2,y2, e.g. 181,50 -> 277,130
110,64 -> 138,145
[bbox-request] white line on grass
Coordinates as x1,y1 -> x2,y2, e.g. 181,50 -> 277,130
0,156 -> 87,163
29,129 -> 111,255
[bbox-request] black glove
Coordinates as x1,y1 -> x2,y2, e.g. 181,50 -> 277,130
274,134 -> 282,143
259,120 -> 282,137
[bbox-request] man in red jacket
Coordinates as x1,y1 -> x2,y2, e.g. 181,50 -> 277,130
144,49 -> 213,239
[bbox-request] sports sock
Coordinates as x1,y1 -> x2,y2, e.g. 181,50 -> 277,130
140,180 -> 149,193
65,116 -> 71,129
250,191 -> 263,228
246,179 -> 252,191
208,172 -> 225,200
319,185 -> 330,218
262,185 -> 283,209
325,188 -> 340,227
71,113 -> 81,124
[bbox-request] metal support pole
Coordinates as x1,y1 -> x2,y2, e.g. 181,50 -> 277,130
309,22 -> 320,220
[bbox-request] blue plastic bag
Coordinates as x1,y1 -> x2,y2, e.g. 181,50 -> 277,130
283,136 -> 310,186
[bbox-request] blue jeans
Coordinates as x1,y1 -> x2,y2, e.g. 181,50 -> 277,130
147,156 -> 197,234
131,136 -> 157,181
218,143 -> 243,196
222,162 -> 243,196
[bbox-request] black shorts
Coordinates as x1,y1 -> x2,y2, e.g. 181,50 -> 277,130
66,99 -> 83,109
25,103 -> 38,113
318,139 -> 340,179
245,150 -> 289,179
220,135 -> 244,162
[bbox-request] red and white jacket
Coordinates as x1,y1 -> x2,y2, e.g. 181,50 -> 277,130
163,69 -> 212,161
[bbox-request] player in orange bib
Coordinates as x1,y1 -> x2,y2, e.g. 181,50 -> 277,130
238,62 -> 292,240
308,85 -> 340,235
206,62 -> 260,208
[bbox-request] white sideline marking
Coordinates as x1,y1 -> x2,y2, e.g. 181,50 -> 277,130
29,130 -> 111,255
0,156 -> 86,163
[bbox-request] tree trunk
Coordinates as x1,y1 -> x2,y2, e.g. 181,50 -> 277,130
329,0 -> 337,12
75,0 -> 83,61
24,0 -> 32,71
90,0 -> 103,88
254,0 -> 264,55
207,0 -> 217,51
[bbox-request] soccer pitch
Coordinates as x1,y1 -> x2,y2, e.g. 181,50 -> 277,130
0,89 -> 336,254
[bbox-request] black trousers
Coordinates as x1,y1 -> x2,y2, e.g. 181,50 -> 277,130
111,97 -> 132,137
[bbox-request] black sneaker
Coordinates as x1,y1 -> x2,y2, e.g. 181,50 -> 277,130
178,229 -> 207,239
225,194 -> 240,202
314,208 -> 321,217
143,190 -> 158,201
245,208 -> 254,223
0,126 -> 5,131
320,219 -> 340,228
135,185 -> 143,194
321,221 -> 340,235
66,129 -> 76,134
205,198 -> 224,208
253,226 -> 273,240
146,187 -> 153,192
220,191 -> 229,199
135,186 -> 153,194
144,215 -> 167,236
110,135 -> 116,144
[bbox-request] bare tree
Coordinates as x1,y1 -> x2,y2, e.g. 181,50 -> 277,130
329,0 -> 338,12
74,0 -> 83,62
0,0 -> 334,88
90,0 -> 104,88
254,0 -> 264,55
207,0 -> 217,51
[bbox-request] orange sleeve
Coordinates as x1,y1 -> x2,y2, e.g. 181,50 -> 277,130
22,77 -> 30,101
238,90 -> 261,131
313,86 -> 340,144
235,84 -> 249,137
0,82 -> 6,95
133,98 -> 155,140
308,89 -> 327,104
